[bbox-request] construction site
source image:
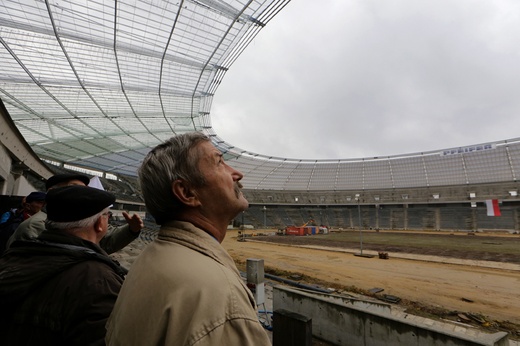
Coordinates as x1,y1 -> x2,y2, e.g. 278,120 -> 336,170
2,1 -> 520,344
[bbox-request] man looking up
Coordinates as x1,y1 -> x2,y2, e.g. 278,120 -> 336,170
106,132 -> 271,345
0,185 -> 127,345
7,173 -> 143,253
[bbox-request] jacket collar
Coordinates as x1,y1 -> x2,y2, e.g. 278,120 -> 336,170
38,228 -> 107,255
159,220 -> 240,277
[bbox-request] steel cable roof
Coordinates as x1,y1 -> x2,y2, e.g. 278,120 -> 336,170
1,0 -> 289,176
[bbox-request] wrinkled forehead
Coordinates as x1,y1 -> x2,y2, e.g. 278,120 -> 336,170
194,140 -> 220,160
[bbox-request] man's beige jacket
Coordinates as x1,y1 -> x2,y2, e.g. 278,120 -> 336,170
106,220 -> 271,346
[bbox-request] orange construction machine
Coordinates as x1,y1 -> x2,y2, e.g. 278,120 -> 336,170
285,219 -> 317,236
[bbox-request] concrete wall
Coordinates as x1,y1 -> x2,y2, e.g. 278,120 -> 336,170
0,142 -> 39,197
0,143 -> 12,195
0,145 -> 37,197
11,175 -> 39,197
273,286 -> 509,346
0,99 -> 53,197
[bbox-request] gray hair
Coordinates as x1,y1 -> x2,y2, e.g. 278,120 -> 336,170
45,208 -> 108,231
138,132 -> 210,224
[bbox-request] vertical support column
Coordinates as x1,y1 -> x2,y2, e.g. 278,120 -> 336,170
513,208 -> 519,231
375,204 -> 380,230
471,207 -> 478,231
403,204 -> 408,230
435,207 -> 441,231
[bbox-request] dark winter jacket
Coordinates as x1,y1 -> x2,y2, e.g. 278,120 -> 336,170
0,209 -> 26,255
0,229 -> 126,346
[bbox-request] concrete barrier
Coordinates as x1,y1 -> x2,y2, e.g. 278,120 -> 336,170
273,309 -> 312,346
273,286 -> 509,346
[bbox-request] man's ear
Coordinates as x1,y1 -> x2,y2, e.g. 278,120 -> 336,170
172,180 -> 201,207
94,216 -> 104,233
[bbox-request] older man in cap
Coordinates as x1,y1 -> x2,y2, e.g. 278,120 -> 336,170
106,132 -> 271,346
7,172 -> 143,253
23,191 -> 47,217
0,191 -> 47,255
0,185 -> 126,345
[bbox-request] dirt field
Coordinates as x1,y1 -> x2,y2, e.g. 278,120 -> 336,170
222,229 -> 520,338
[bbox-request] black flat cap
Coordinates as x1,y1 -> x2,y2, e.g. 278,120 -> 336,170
26,191 -> 46,203
46,185 -> 115,222
46,173 -> 90,190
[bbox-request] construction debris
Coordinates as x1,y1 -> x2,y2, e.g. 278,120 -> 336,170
378,252 -> 389,259
368,287 -> 384,294
381,294 -> 401,304
457,313 -> 472,323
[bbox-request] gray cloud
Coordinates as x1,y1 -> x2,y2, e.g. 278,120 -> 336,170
212,0 -> 520,160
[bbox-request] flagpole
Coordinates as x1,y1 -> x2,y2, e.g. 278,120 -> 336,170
358,198 -> 363,255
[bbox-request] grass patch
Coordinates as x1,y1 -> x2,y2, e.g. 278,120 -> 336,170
317,230 -> 520,254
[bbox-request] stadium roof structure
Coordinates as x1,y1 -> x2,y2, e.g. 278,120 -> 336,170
2,0 -> 520,192
1,0 -> 289,175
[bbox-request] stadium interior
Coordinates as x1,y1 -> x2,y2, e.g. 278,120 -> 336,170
1,0 -> 520,232
2,1 -> 520,344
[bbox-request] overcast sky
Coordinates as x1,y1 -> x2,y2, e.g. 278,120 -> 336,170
211,0 -> 520,160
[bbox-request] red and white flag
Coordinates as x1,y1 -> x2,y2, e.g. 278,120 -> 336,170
485,199 -> 501,216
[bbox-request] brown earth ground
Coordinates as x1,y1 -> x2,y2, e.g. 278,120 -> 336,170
222,229 -> 520,340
